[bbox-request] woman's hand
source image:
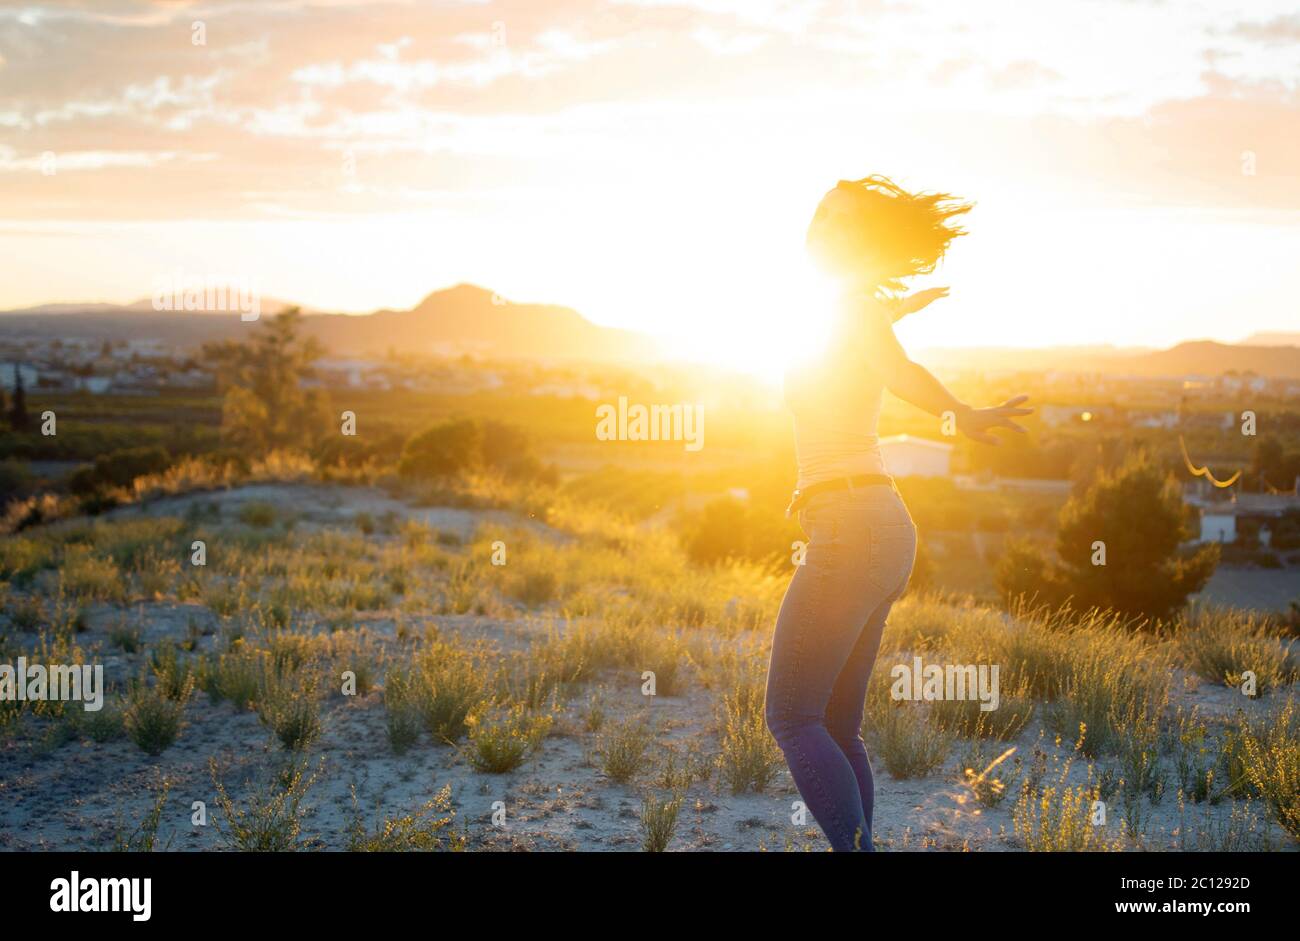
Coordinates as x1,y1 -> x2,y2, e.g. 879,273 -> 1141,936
890,286 -> 949,322
956,395 -> 1033,445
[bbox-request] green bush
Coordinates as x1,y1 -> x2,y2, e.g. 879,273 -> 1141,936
399,419 -> 483,479
398,418 -> 554,483
68,446 -> 170,495
124,677 -> 191,755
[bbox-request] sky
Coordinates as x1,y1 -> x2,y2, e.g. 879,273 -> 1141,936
1,0 -> 1299,375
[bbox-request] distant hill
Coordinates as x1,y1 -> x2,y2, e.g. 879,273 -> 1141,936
0,284 -> 663,364
1115,340 -> 1300,379
918,345 -> 1150,374
1241,332 -> 1300,347
920,340 -> 1300,379
301,284 -> 660,361
3,296 -> 311,317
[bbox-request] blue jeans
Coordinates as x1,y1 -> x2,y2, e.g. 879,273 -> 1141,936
765,485 -> 917,851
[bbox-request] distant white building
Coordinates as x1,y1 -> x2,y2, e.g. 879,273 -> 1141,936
530,382 -> 602,399
1218,375 -> 1268,395
1130,409 -> 1179,429
1200,511 -> 1236,544
879,434 -> 953,478
1187,491 -> 1300,546
127,339 -> 167,356
308,357 -> 396,389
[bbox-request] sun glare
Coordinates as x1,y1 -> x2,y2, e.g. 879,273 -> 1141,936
662,255 -> 840,384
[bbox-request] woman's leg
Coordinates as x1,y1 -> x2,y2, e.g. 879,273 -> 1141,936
764,521 -> 891,852
823,589 -> 900,845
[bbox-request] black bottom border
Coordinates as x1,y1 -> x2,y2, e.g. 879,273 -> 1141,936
0,850 -> 1282,927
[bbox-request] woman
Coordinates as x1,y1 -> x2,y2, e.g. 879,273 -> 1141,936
765,175 -> 1032,851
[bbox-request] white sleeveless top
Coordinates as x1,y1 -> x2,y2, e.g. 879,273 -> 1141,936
785,296 -> 888,489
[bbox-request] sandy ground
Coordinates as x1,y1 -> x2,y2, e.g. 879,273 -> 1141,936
0,483 -> 1293,852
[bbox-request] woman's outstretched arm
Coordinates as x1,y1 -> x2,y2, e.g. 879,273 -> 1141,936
858,303 -> 1032,445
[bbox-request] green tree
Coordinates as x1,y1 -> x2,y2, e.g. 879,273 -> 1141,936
202,311 -> 329,453
996,453 -> 1218,621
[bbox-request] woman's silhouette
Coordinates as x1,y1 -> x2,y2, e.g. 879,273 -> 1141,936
765,175 -> 1032,851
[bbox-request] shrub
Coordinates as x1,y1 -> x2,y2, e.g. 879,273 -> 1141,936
124,677 -> 191,756
1012,777 -> 1117,851
628,629 -> 686,698
383,669 -> 423,755
238,501 -> 277,528
958,741 -> 1016,808
329,630 -> 381,698
7,594 -> 46,631
398,418 -> 552,483
1240,698 -> 1300,843
199,640 -> 265,710
717,692 -> 781,793
930,692 -> 1034,741
597,717 -> 656,784
465,702 -> 551,773
210,757 -> 320,851
1166,707 -> 1216,804
151,641 -> 195,701
112,777 -> 172,852
1216,722 -> 1262,800
1044,651 -> 1168,759
1178,610 -> 1297,696
58,547 -> 123,603
480,420 -> 555,483
414,643 -> 485,743
84,699 -> 127,743
398,419 -> 482,480
508,569 -> 559,607
257,673 -> 322,751
68,446 -> 170,496
346,784 -> 465,851
873,703 -> 953,779
640,791 -> 683,852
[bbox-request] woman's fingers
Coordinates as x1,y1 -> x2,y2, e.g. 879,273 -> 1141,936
964,397 -> 1032,443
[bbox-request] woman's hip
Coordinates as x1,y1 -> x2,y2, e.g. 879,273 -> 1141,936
798,488 -> 916,595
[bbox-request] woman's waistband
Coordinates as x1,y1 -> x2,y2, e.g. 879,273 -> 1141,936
785,473 -> 896,518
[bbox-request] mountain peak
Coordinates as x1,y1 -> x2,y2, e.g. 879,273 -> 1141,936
415,283 -> 500,310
